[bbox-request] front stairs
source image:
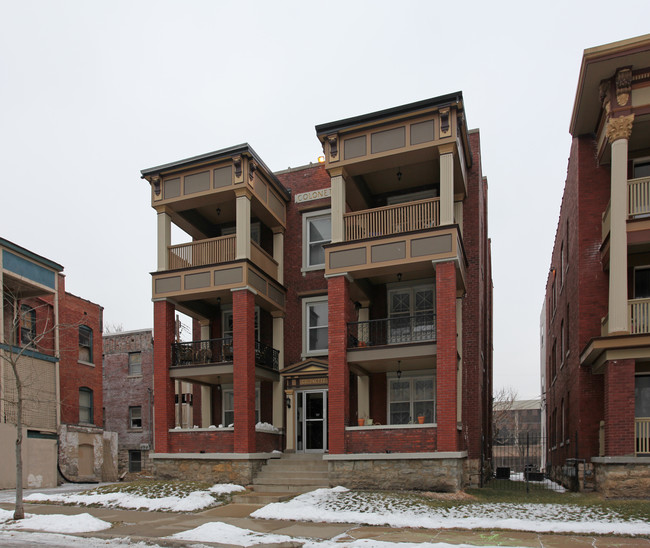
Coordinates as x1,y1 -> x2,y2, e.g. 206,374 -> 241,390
232,453 -> 329,504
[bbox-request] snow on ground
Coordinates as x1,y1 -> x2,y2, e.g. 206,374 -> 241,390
0,530 -> 172,547
251,487 -> 650,536
24,483 -> 244,512
0,508 -> 110,533
509,472 -> 566,493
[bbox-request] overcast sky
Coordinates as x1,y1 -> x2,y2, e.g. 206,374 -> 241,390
2,1 -> 650,400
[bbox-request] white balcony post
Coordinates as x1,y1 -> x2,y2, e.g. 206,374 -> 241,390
439,148 -> 454,226
157,212 -> 171,270
331,173 -> 346,243
235,190 -> 251,260
606,115 -> 634,334
273,228 -> 284,284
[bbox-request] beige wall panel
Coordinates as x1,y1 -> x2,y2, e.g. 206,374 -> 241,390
255,178 -> 268,202
249,269 -> 267,294
371,126 -> 406,154
214,267 -> 243,285
330,247 -> 367,269
371,241 -> 406,263
0,425 -> 57,489
411,234 -> 453,257
184,271 -> 211,290
344,136 -> 367,160
410,120 -> 435,145
164,178 -> 181,199
268,190 -> 285,222
268,284 -> 284,307
213,165 -> 232,188
184,171 -> 210,195
155,276 -> 181,294
632,86 -> 650,108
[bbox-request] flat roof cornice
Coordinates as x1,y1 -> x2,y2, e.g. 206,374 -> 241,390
0,237 -> 63,272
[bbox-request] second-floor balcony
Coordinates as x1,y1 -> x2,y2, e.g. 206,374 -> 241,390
171,338 -> 279,371
347,314 -> 437,348
628,176 -> 650,218
169,235 -> 235,270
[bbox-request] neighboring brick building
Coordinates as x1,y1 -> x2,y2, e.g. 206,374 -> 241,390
542,34 -> 650,497
142,93 -> 493,491
103,329 -> 154,476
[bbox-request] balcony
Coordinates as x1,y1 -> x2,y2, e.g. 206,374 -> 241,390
344,198 -> 440,241
637,417 -> 650,455
171,338 -> 279,371
628,176 -> 650,218
629,298 -> 650,334
348,314 -> 436,348
169,235 -> 235,270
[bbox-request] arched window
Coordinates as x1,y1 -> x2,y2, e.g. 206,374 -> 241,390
79,387 -> 93,424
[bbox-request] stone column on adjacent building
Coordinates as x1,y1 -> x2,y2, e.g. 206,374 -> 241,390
153,299 -> 176,453
330,171 -> 346,244
272,228 -> 285,285
233,287 -> 256,452
157,212 -> 171,271
603,359 -> 636,456
436,261 -> 458,451
328,274 -> 351,453
606,115 -> 634,334
439,145 -> 454,226
235,190 -> 252,261
272,311 -> 285,428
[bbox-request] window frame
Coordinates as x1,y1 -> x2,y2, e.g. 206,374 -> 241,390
222,385 -> 260,426
386,373 -> 436,425
302,209 -> 331,271
386,282 -> 436,344
633,157 -> 650,179
128,450 -> 142,473
302,296 -> 328,357
19,305 -> 36,348
79,325 -> 93,364
129,406 -> 142,429
79,387 -> 94,424
222,306 -> 260,341
128,352 -> 142,377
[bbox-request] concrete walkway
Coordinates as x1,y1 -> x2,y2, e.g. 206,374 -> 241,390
1,499 -> 649,547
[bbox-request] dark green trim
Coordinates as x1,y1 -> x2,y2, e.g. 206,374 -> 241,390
0,343 -> 59,363
27,430 -> 58,440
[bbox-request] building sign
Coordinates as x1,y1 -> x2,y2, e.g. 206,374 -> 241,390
294,188 -> 331,203
286,376 -> 328,388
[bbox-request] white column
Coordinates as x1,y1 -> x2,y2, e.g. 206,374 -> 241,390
201,386 -> 212,428
331,174 -> 346,243
607,115 -> 634,334
235,192 -> 251,260
273,229 -> 284,284
272,313 -> 285,428
157,212 -> 171,270
440,152 -> 454,226
357,375 -> 370,422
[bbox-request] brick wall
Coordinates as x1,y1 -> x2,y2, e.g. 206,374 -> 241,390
167,429 -> 282,453
604,359 -> 635,456
233,288 -> 256,452
153,300 -> 176,453
346,427 -> 437,453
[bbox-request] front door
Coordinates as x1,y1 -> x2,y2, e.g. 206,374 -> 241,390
296,390 -> 327,452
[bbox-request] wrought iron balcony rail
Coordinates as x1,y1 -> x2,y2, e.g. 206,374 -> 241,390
171,338 -> 279,371
347,314 -> 437,348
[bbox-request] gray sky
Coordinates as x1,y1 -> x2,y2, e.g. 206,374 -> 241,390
2,0 -> 650,400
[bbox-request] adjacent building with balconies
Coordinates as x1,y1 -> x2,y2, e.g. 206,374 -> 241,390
142,92 -> 493,490
543,34 -> 650,497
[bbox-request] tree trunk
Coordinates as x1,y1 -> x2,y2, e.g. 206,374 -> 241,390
14,367 -> 24,520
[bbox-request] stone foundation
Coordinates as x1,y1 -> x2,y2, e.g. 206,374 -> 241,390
592,457 -> 650,498
58,424 -> 118,482
152,453 -> 275,484
462,458 -> 481,488
325,452 -> 467,492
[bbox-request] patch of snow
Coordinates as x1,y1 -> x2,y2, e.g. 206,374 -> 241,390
208,483 -> 245,495
0,530 -> 164,547
170,521 -> 298,545
0,510 -> 110,533
255,421 -> 279,432
510,472 -> 566,492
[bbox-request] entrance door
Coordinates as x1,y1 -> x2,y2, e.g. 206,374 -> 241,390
296,390 -> 327,452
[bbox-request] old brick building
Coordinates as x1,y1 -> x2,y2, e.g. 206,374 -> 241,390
142,93 -> 493,491
103,329 -> 154,476
543,34 -> 650,497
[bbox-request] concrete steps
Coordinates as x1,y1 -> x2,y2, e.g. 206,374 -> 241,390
250,453 -> 329,495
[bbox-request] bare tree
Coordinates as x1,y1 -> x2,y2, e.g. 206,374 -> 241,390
103,322 -> 124,334
492,386 -> 519,439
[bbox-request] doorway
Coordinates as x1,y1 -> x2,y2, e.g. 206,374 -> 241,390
296,390 -> 327,452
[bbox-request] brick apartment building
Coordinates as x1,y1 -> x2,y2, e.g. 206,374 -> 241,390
0,237 -> 117,488
103,329 -> 154,477
142,93 -> 493,491
542,34 -> 650,497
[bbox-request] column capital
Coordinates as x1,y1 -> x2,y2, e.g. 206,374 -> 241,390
438,143 -> 455,156
606,114 -> 634,143
271,226 -> 285,235
234,187 -> 253,200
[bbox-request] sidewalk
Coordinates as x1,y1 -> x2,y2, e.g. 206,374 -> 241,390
1,498 -> 649,547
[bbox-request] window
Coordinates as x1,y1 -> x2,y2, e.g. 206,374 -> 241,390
19,305 -> 36,347
129,406 -> 142,429
633,159 -> 650,179
128,450 -> 142,473
222,307 -> 260,341
551,339 -> 557,379
303,297 -> 328,355
387,284 -> 435,343
79,387 -> 93,424
634,267 -> 650,299
388,375 -> 435,425
222,222 -> 261,245
302,210 -> 331,270
560,320 -> 565,364
560,242 -> 564,287
79,326 -> 93,363
566,304 -> 570,357
128,352 -> 142,376
223,387 -> 259,426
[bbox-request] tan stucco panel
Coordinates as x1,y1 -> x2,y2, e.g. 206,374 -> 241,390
214,267 -> 243,285
330,247 -> 367,269
371,241 -> 407,263
184,271 -> 211,290
155,276 -> 181,294
411,234 -> 453,257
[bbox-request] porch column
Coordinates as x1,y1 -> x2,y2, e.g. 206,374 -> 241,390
436,261 -> 458,451
604,359 -> 635,456
272,311 -> 285,428
153,299 -> 176,453
328,274 -> 351,453
199,321 -> 212,427
272,228 -> 285,285
606,115 -> 634,334
235,189 -> 252,260
357,375 -> 370,422
233,288 -> 256,452
439,145 -> 454,226
330,172 -> 346,244
157,212 -> 171,271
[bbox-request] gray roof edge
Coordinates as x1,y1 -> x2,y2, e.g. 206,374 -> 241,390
0,237 -> 64,272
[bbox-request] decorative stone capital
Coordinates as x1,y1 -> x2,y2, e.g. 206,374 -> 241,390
326,134 -> 338,159
232,155 -> 242,179
606,114 -> 634,143
599,81 -> 611,114
615,67 -> 632,107
248,160 -> 257,182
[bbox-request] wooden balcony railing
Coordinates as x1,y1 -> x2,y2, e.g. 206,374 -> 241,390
168,235 -> 236,270
344,197 -> 440,241
636,417 -> 650,455
171,337 -> 279,370
628,176 -> 650,218
629,298 -> 650,334
348,314 -> 436,348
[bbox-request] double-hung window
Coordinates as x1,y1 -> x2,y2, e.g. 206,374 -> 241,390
129,406 -> 142,429
302,210 -> 331,270
128,352 -> 142,376
387,284 -> 435,343
222,387 -> 260,426
303,297 -> 328,356
79,387 -> 94,424
19,305 -> 36,347
79,325 -> 93,363
388,375 -> 435,425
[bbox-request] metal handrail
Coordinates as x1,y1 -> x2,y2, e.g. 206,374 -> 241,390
171,337 -> 279,370
347,314 -> 437,348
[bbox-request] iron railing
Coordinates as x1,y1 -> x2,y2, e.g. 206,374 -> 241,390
347,314 -> 436,348
171,338 -> 279,370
